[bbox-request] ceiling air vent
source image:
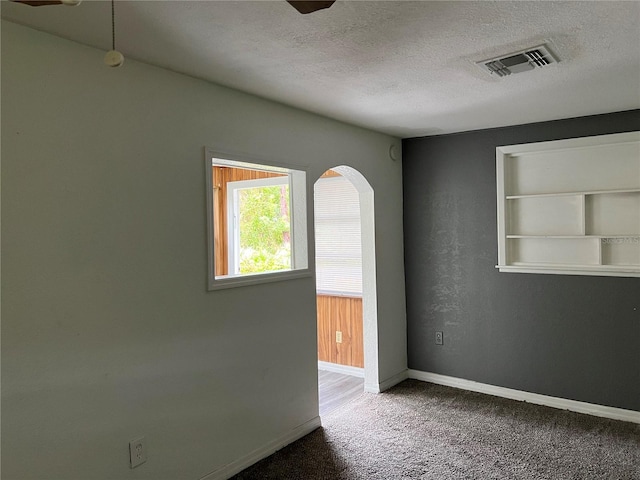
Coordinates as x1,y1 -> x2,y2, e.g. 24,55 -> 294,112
477,44 -> 558,77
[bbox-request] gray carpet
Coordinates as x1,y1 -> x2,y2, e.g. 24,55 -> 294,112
232,379 -> 640,479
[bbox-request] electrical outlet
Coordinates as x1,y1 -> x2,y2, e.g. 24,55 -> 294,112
435,331 -> 443,345
129,436 -> 147,469
336,331 -> 343,343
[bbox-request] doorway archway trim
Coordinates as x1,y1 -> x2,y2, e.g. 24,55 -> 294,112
315,165 -> 379,392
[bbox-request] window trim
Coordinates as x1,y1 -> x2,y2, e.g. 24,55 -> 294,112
226,176 -> 292,276
205,147 -> 311,291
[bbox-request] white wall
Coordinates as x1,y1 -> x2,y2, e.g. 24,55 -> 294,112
1,21 -> 407,480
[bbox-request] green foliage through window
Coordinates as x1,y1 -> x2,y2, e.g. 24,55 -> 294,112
237,184 -> 291,274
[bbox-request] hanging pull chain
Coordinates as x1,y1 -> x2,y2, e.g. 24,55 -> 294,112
104,0 -> 124,67
111,0 -> 116,51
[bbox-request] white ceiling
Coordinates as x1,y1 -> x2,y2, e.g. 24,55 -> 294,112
2,0 -> 640,137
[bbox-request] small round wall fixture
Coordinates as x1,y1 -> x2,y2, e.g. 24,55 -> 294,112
389,144 -> 399,162
104,50 -> 124,68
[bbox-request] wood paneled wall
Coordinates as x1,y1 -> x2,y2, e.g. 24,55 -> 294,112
212,166 -> 285,276
320,169 -> 341,178
317,295 -> 364,368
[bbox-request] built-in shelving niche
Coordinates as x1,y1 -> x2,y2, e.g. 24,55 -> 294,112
497,132 -> 640,277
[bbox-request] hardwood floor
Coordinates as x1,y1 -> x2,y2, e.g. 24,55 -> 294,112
318,370 -> 364,416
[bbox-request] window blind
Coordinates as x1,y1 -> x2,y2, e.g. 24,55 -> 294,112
314,176 -> 362,296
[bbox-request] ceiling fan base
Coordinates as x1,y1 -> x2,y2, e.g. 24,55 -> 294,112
11,0 -> 81,6
286,1 -> 336,15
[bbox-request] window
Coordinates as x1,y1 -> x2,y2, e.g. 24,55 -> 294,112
227,176 -> 291,275
314,174 -> 362,296
205,150 -> 309,290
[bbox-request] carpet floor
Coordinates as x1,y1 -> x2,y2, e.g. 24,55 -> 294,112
232,379 -> 639,479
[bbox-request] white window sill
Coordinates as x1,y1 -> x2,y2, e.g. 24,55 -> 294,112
208,268 -> 313,291
316,291 -> 363,298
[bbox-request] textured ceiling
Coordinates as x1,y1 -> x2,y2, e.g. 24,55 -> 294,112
2,0 -> 640,137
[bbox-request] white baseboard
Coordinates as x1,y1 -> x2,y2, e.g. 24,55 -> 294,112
318,361 -> 364,378
200,416 -> 322,480
365,369 -> 409,393
408,370 -> 640,425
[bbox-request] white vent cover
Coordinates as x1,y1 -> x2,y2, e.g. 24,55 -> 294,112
477,44 -> 558,77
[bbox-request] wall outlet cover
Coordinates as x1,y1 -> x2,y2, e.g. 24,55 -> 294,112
129,436 -> 147,469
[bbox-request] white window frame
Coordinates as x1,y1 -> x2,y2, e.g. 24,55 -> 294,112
226,176 -> 291,276
205,148 -> 311,290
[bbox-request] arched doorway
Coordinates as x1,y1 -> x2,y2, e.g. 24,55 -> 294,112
314,166 -> 378,415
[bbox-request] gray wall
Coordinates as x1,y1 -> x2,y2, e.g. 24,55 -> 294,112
403,110 -> 640,412
1,21 -> 406,480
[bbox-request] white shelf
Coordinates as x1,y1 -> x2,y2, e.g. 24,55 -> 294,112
507,262 -> 639,270
496,131 -> 640,278
507,235 -> 640,239
506,188 -> 640,200
496,264 -> 640,278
